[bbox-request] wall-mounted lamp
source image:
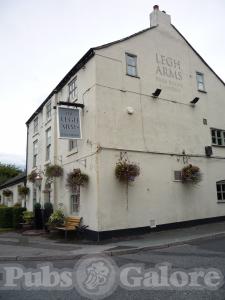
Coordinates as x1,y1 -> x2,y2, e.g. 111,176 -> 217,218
190,97 -> 199,104
152,89 -> 162,98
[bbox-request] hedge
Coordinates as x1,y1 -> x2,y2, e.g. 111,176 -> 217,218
0,207 -> 26,228
13,207 -> 27,228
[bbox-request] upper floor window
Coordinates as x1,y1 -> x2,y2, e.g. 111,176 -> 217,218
33,140 -> 38,167
216,181 -> 225,202
68,139 -> 77,152
196,72 -> 205,92
211,128 -> 225,146
46,128 -> 51,161
33,117 -> 38,134
46,101 -> 51,121
68,77 -> 77,101
126,53 -> 137,77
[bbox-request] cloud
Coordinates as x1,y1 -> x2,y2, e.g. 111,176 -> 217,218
0,153 -> 26,169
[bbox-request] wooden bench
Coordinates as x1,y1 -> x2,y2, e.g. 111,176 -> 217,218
56,216 -> 82,239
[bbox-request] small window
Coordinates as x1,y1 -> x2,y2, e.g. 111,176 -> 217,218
211,128 -> 225,146
46,128 -> 51,161
68,139 -> 77,152
33,117 -> 38,134
68,78 -> 78,101
174,171 -> 182,181
33,140 -> 38,167
196,72 -> 205,92
71,186 -> 80,214
216,181 -> 225,202
46,101 -> 51,121
126,53 -> 137,77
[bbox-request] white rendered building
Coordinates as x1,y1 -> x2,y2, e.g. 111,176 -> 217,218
26,6 -> 225,239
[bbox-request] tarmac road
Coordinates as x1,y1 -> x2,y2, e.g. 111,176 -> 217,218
1,235 -> 225,299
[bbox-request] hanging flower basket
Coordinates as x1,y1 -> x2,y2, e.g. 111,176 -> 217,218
45,165 -> 63,178
3,189 -> 13,197
18,186 -> 30,197
115,160 -> 140,182
181,164 -> 202,184
27,170 -> 37,183
66,169 -> 89,189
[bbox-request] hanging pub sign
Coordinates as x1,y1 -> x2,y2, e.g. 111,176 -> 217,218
57,107 -> 82,139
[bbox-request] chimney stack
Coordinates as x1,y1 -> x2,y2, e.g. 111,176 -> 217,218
150,5 -> 171,27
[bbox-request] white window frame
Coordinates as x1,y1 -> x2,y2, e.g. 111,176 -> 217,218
211,128 -> 225,146
173,170 -> 182,182
216,181 -> 225,203
68,139 -> 78,152
196,72 -> 205,92
46,101 -> 51,121
126,53 -> 138,77
33,140 -> 38,167
68,77 -> 78,102
70,186 -> 80,214
46,128 -> 51,161
33,117 -> 38,134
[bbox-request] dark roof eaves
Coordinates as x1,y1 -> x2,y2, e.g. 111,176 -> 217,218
172,24 -> 225,87
0,173 -> 26,190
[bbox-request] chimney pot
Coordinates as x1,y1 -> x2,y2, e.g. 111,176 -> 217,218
153,5 -> 159,10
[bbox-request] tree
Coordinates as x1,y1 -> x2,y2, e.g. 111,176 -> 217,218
0,163 -> 23,185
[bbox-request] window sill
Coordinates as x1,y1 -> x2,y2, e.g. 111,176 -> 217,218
32,132 -> 39,138
198,89 -> 207,94
217,201 -> 225,204
212,144 -> 225,148
44,160 -> 51,166
126,74 -> 140,79
45,118 -> 52,126
67,149 -> 78,157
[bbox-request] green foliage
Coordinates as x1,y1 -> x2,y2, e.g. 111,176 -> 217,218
27,170 -> 37,183
3,189 -> 13,197
115,160 -> 140,182
13,207 -> 26,228
44,202 -> 53,224
18,186 -> 30,198
23,211 -> 34,224
48,210 -> 64,226
0,163 -> 22,185
66,169 -> 89,189
181,164 -> 202,184
45,165 -> 63,178
0,207 -> 13,228
34,203 -> 41,209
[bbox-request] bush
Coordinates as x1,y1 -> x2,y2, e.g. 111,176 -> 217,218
66,169 -> 89,189
115,160 -> 140,182
13,207 -> 26,228
181,164 -> 202,184
45,165 -> 63,178
23,211 -> 34,224
0,207 -> 13,228
3,189 -> 13,197
18,186 -> 30,198
43,202 -> 53,224
34,203 -> 43,229
13,202 -> 22,207
48,210 -> 64,227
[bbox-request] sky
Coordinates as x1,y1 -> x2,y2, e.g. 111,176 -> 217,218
0,0 -> 225,168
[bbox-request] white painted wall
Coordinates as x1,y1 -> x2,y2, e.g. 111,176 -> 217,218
26,8 -> 225,232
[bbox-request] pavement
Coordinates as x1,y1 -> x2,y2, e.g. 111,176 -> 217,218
0,220 -> 225,261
